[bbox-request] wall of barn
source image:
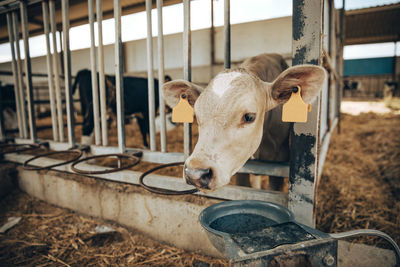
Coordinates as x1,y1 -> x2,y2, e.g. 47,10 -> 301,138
0,16 -> 292,87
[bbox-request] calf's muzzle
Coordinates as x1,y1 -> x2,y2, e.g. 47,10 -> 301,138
184,165 -> 214,189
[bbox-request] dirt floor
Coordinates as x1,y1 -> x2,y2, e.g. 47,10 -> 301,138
1,101 -> 399,265
0,191 -> 227,267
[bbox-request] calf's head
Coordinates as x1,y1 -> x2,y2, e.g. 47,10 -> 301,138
163,65 -> 326,191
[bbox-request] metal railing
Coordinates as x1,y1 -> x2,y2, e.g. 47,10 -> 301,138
0,0 -> 342,227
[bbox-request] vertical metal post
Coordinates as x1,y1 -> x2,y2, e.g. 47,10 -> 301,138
88,0 -> 101,145
42,0 -> 59,141
224,0 -> 230,69
210,0 -> 215,66
6,12 -> 23,138
0,106 -> 4,140
13,12 -> 28,139
97,0 -> 108,146
337,0 -> 345,133
61,0 -> 76,147
183,0 -> 192,159
20,1 -> 37,142
146,0 -> 157,151
289,0 -> 323,227
114,0 -> 125,152
49,0 -> 64,142
157,0 -> 167,152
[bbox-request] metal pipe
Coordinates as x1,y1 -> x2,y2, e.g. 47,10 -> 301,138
96,0 -> 108,146
61,0 -> 76,147
146,0 -> 156,151
6,12 -> 23,138
12,12 -> 28,139
114,0 -> 125,152
20,1 -> 37,142
224,0 -> 230,69
210,0 -> 215,66
42,1 -> 59,141
49,0 -> 64,142
183,0 -> 192,159
157,0 -> 167,152
88,0 -> 101,145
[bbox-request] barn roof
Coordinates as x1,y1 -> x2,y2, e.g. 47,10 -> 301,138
344,3 -> 400,45
0,0 -> 181,45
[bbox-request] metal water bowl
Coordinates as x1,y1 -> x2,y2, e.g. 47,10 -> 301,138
199,200 -> 295,257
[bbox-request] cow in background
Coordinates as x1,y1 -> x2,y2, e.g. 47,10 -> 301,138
0,82 -> 18,132
72,69 -> 175,147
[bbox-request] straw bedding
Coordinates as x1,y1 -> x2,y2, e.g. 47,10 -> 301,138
316,112 -> 400,247
1,111 -> 398,265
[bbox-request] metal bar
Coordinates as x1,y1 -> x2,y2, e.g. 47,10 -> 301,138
318,117 -> 337,177
88,0 -> 101,145
224,0 -> 230,69
42,1 -> 59,142
289,0 -> 323,228
210,0 -> 215,66
97,0 -> 108,146
146,0 -> 156,151
13,12 -> 28,139
337,0 -> 345,134
49,0 -> 64,142
157,0 -> 167,152
0,107 -> 4,140
6,12 -> 23,138
61,0 -> 76,147
183,0 -> 192,159
114,0 -> 125,152
5,152 -> 288,206
20,1 -> 37,142
14,137 -> 290,177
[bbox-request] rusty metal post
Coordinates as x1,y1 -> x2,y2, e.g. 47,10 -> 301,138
157,0 -> 167,152
61,0 -> 76,147
146,0 -> 156,151
88,0 -> 101,145
20,1 -> 37,142
49,0 -> 64,142
183,0 -> 192,159
289,0 -> 323,227
97,0 -> 108,146
42,0 -> 59,141
114,0 -> 125,153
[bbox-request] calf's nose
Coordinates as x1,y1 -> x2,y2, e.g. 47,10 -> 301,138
184,166 -> 213,189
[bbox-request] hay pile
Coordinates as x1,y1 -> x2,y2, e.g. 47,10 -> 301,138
0,191 -> 227,266
316,112 -> 400,247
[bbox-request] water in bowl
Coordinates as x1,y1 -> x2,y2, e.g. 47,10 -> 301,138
209,213 -> 276,234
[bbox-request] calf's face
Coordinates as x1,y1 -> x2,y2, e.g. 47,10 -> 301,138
163,65 -> 325,191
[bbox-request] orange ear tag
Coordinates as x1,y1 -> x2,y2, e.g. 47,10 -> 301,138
282,85 -> 311,123
172,93 -> 194,123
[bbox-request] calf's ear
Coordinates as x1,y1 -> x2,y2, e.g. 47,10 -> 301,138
162,79 -> 204,108
268,65 -> 326,105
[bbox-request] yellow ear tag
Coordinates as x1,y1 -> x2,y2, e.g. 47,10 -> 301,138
282,85 -> 311,123
172,93 -> 194,123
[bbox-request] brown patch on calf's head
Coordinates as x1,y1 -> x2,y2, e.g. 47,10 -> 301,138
270,65 -> 326,105
162,80 -> 203,108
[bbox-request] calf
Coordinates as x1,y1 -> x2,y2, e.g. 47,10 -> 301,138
163,53 -> 325,191
72,69 -> 174,147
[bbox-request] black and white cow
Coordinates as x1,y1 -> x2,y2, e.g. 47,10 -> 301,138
0,82 -> 18,131
72,69 -> 175,147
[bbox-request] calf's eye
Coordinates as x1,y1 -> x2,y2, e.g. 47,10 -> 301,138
243,113 -> 256,123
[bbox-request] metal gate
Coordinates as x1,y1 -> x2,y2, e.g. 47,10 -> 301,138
0,0 -> 343,228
